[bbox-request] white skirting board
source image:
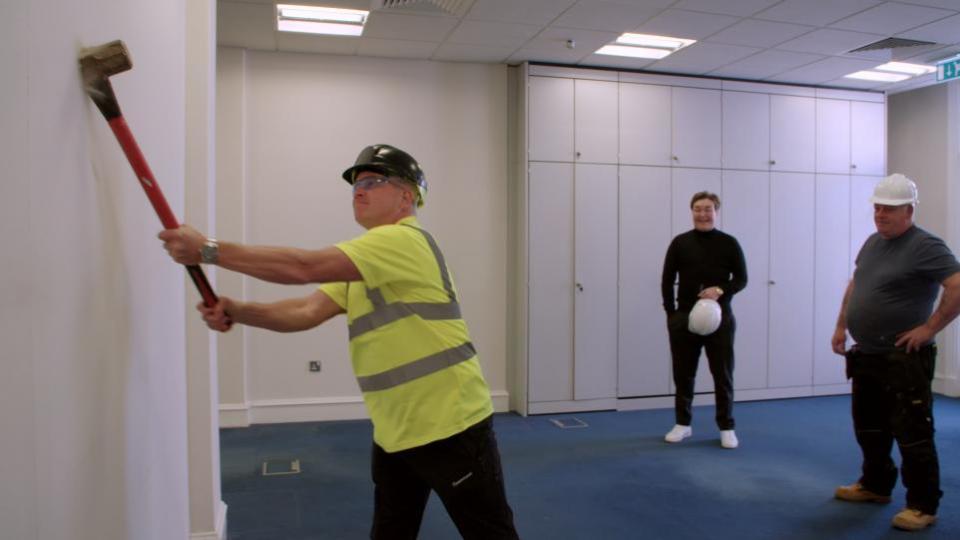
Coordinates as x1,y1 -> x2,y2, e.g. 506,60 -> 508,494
618,385 -> 853,412
190,500 -> 227,540
934,374 -> 960,397
220,391 -> 511,427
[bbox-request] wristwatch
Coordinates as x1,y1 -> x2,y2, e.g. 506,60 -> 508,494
200,238 -> 219,265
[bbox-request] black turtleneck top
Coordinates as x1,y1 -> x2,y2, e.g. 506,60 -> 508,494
661,228 -> 748,314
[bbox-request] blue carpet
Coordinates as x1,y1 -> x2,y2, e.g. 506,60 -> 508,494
222,395 -> 959,539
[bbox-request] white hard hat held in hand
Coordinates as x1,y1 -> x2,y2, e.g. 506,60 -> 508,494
871,173 -> 918,206
689,298 -> 722,336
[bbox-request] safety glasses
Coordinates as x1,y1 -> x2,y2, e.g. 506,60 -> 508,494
352,175 -> 396,193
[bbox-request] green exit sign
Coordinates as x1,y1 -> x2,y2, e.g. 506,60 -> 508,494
937,56 -> 960,82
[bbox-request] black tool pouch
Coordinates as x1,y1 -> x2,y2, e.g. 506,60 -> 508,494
844,346 -> 863,380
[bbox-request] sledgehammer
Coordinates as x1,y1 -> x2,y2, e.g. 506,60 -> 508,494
79,40 -> 219,308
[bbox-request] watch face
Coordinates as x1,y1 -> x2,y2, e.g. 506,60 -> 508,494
201,241 -> 218,263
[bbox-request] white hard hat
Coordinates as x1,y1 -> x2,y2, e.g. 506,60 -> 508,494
688,298 -> 722,336
871,173 -> 918,206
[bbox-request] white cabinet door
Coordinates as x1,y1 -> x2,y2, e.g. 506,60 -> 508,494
618,166 -> 672,397
814,174 -> 850,386
528,162 -> 574,402
671,168 -> 722,393
672,87 -> 722,169
722,91 -> 769,171
771,95 -> 815,173
816,99 -> 851,174
620,83 -> 672,166
529,76 -> 574,162
769,172 -> 815,388
721,170 -> 769,391
574,164 -> 619,400
851,101 -> 885,176
575,80 -> 619,164
850,175 -> 881,271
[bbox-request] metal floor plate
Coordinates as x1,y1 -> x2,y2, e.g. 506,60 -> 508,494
261,458 -> 301,476
550,417 -> 588,429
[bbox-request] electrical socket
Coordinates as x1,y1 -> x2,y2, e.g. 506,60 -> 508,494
308,361 -> 321,372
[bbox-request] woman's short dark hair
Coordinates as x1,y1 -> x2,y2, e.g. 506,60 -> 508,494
690,191 -> 720,210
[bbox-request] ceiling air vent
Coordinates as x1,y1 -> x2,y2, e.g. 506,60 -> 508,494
371,0 -> 475,17
848,37 -> 937,53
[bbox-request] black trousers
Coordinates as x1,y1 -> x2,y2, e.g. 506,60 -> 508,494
846,345 -> 942,514
369,415 -> 519,540
667,310 -> 736,430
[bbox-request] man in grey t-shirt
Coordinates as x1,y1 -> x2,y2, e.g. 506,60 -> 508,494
832,174 -> 960,532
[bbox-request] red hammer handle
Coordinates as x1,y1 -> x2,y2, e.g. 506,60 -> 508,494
107,116 -> 219,308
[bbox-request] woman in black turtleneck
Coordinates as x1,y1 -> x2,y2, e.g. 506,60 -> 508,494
660,191 -> 747,449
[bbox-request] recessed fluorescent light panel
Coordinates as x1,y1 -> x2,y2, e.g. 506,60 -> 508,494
596,33 -> 695,60
277,4 -> 369,36
844,62 -> 935,83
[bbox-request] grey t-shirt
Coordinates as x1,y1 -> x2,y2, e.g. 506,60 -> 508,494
847,225 -> 960,353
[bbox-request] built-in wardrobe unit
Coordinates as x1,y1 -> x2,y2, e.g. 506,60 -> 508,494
509,64 -> 886,415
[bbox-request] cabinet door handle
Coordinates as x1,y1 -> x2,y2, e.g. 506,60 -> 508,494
768,280 -> 776,285
576,151 -> 581,159
851,163 -> 857,169
672,155 -> 679,161
769,159 -> 776,165
576,282 -> 584,292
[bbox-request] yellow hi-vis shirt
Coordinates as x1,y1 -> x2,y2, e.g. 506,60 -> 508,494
318,216 -> 493,452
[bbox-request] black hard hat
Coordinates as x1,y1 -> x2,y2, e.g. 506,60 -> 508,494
342,144 -> 428,207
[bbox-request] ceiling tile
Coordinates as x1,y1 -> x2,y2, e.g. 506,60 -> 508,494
508,47 -> 592,64
524,26 -> 621,54
843,47 -> 893,62
218,1 -> 277,51
706,19 -> 814,48
276,33 -> 360,55
821,76 -> 883,90
670,0 -> 781,17
579,53 -> 658,70
890,0 -> 960,9
446,20 -> 542,48
708,49 -> 825,79
647,41 -> 761,74
432,43 -> 516,62
552,0 -> 662,33
776,28 -> 884,55
897,13 -> 960,45
465,0 -> 578,25
830,2 -> 955,35
356,38 -> 439,60
765,56 -> 878,84
363,12 -> 460,41
897,44 -> 960,64
633,9 -> 740,40
754,0 -> 881,27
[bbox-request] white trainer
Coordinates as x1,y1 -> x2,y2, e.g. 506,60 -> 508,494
664,424 -> 692,443
720,430 -> 739,449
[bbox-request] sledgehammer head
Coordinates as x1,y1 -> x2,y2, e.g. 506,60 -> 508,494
79,40 -> 132,120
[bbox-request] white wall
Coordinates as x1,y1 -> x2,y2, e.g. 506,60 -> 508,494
888,80 -> 960,396
0,1 -> 192,539
216,49 -> 509,425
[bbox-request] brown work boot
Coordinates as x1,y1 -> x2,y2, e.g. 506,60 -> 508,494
892,508 -> 936,531
834,482 -> 891,503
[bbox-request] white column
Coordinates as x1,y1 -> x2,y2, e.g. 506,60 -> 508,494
938,80 -> 960,397
185,0 -> 227,538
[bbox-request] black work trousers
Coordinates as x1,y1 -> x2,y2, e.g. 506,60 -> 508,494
667,310 -> 736,429
369,415 -> 519,540
846,345 -> 942,514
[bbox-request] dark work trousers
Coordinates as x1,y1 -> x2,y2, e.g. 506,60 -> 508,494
369,415 -> 519,540
846,345 -> 942,514
667,310 -> 736,429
